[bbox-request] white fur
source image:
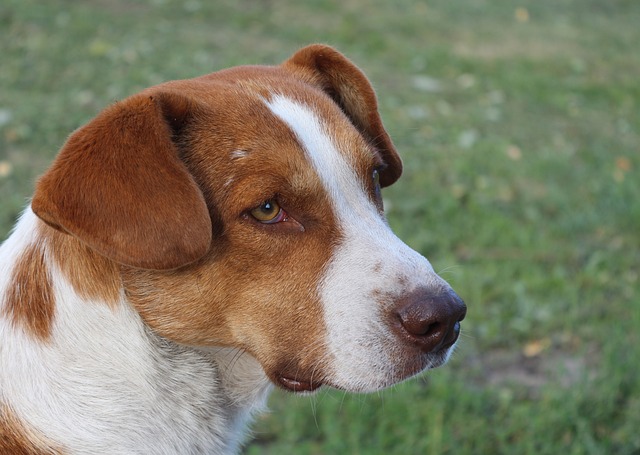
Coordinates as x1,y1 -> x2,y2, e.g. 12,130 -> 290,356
0,209 -> 270,454
265,95 -> 454,392
230,149 -> 250,160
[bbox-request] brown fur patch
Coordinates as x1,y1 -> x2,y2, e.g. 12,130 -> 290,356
40,223 -> 121,306
0,404 -> 64,455
3,243 -> 55,341
2,223 -> 121,340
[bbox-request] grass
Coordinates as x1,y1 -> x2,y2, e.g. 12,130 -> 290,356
1,0 -> 639,453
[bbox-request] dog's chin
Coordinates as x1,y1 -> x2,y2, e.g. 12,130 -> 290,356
345,351 -> 452,394
395,346 -> 455,381
271,347 -> 454,395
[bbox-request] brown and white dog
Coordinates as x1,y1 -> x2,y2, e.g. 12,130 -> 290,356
0,45 -> 466,454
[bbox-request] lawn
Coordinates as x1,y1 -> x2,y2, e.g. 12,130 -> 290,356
1,0 -> 638,453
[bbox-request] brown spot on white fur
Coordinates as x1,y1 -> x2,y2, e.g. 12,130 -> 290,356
40,223 -> 120,306
3,243 -> 55,341
2,221 -> 120,341
0,404 -> 65,454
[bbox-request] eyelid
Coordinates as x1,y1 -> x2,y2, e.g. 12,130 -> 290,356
375,162 -> 388,173
261,207 -> 287,224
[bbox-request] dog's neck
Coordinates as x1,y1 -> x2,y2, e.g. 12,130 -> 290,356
0,208 -> 272,454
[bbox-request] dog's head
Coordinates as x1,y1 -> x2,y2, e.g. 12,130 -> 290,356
32,45 -> 466,393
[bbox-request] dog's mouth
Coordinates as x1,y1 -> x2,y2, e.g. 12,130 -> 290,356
273,347 -> 455,394
276,375 -> 323,393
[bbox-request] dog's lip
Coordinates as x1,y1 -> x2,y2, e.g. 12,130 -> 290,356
277,375 -> 323,393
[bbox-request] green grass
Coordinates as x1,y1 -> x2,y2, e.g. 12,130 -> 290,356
1,0 -> 639,453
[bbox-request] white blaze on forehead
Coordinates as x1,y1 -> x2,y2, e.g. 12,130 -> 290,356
265,95 -> 375,221
264,94 -> 433,278
265,95 -> 447,391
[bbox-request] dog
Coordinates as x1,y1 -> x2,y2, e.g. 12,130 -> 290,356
0,44 -> 466,454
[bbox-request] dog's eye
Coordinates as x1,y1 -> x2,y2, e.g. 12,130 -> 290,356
250,200 -> 287,224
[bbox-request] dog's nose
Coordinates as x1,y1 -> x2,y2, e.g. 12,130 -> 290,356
394,289 -> 467,353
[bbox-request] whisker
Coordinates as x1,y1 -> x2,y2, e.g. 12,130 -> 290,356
437,264 -> 463,277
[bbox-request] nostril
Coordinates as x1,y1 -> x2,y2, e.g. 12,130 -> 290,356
394,289 -> 467,353
422,321 -> 442,338
398,308 -> 442,338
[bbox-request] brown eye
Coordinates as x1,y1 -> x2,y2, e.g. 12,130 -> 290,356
250,200 -> 286,224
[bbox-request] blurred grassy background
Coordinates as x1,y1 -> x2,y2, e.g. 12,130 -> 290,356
1,0 -> 638,453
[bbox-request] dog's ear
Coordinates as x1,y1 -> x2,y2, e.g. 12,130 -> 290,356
32,92 -> 212,270
284,44 -> 402,187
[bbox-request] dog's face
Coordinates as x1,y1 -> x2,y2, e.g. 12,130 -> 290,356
31,45 -> 466,393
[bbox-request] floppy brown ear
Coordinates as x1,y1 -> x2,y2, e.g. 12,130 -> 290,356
31,92 -> 212,270
283,44 -> 402,187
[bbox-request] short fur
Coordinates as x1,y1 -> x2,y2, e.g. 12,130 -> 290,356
0,45 -> 466,454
